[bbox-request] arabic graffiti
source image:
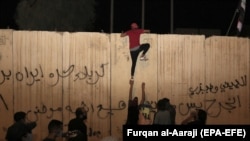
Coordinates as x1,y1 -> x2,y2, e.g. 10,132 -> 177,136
74,63 -> 107,85
97,100 -> 126,119
0,92 -> 244,120
0,94 -> 8,110
0,63 -> 108,86
23,100 -> 126,122
178,95 -> 241,118
188,75 -> 247,97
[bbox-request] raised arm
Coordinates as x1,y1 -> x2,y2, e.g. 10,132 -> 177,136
140,82 -> 146,104
143,29 -> 150,33
120,31 -> 127,37
128,79 -> 134,101
181,110 -> 197,125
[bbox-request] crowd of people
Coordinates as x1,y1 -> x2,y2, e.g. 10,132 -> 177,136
4,80 -> 207,141
125,79 -> 207,126
5,107 -> 88,141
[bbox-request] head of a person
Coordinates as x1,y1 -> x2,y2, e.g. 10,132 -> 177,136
162,98 -> 171,109
196,109 -> 207,124
156,99 -> 167,111
75,107 -> 87,120
131,22 -> 139,29
48,119 -> 63,136
14,111 -> 27,123
132,96 -> 138,106
162,98 -> 170,103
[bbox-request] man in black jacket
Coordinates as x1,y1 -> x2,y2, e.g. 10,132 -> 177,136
68,107 -> 88,141
5,111 -> 37,141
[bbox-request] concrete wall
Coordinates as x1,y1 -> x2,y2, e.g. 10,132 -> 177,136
0,30 -> 249,141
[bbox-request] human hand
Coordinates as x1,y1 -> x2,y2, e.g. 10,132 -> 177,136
129,79 -> 134,85
142,82 -> 145,88
190,109 -> 197,118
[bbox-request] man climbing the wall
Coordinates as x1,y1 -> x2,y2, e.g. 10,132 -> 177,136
120,22 -> 151,80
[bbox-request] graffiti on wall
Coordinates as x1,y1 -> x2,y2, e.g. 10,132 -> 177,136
0,98 -> 126,138
0,72 -> 247,119
0,63 -> 108,86
188,75 -> 247,96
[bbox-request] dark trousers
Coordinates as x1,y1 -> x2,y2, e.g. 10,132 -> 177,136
130,43 -> 150,77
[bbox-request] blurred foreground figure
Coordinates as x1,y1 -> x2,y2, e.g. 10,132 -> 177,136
5,111 -> 37,141
68,107 -> 88,141
181,109 -> 207,125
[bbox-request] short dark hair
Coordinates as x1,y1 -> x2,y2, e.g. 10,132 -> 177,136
14,111 -> 26,122
48,119 -> 63,132
75,107 -> 87,119
75,107 -> 83,117
162,98 -> 170,103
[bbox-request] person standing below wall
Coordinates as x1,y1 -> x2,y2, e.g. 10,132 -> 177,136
5,111 -> 37,141
120,22 -> 151,80
162,98 -> 176,125
153,99 -> 171,125
43,119 -> 63,141
68,107 -> 88,141
181,109 -> 207,125
125,79 -> 146,125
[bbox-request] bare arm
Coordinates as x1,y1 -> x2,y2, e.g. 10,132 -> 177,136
181,110 -> 196,125
143,29 -> 150,33
140,82 -> 146,104
129,80 -> 134,101
120,31 -> 127,37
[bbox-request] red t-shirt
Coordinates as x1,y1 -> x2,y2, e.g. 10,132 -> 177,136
126,29 -> 144,49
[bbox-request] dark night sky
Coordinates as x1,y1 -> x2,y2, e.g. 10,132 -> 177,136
1,0 -> 249,36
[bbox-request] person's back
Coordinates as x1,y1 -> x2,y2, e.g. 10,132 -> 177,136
126,99 -> 139,125
126,28 -> 144,48
68,118 -> 87,133
162,98 -> 176,125
6,111 -> 37,141
153,110 -> 171,125
153,99 -> 171,125
126,81 -> 147,125
6,122 -> 27,141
